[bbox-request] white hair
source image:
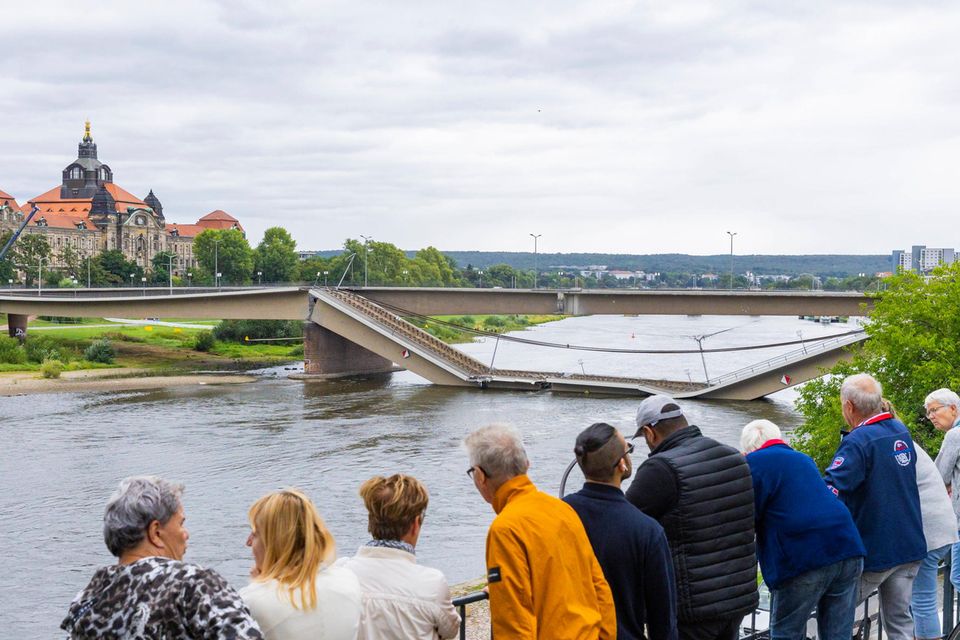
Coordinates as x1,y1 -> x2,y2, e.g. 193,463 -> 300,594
925,388 -> 960,410
740,420 -> 783,454
103,476 -> 184,557
464,423 -> 529,482
841,373 -> 884,416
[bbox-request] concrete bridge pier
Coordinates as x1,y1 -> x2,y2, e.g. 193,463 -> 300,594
301,322 -> 399,378
6,313 -> 27,340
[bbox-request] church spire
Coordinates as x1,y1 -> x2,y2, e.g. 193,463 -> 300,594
83,120 -> 92,143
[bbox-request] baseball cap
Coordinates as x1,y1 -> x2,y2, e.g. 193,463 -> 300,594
634,395 -> 684,437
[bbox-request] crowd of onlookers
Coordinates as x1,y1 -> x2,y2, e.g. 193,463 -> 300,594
59,372 -> 960,640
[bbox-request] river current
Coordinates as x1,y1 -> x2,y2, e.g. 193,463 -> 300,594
0,314 -> 855,637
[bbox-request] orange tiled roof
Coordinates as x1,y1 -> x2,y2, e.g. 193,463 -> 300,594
196,209 -> 244,231
167,223 -> 205,238
28,183 -> 148,214
32,212 -> 93,230
0,188 -> 17,206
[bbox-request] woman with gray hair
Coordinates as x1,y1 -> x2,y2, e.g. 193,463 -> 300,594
62,475 -> 263,639
930,389 -> 960,593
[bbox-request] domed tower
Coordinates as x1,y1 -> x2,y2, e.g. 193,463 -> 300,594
60,121 -> 113,199
88,183 -> 117,227
143,189 -> 164,221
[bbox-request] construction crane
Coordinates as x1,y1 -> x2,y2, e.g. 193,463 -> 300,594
0,204 -> 40,262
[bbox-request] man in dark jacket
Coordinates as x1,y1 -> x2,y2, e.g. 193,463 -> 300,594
823,373 -> 926,640
626,395 -> 758,640
564,422 -> 678,640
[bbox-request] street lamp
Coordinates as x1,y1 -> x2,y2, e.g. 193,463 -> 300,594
529,233 -> 541,289
168,254 -> 175,294
558,271 -> 563,289
129,273 -> 134,288
402,269 -> 409,286
187,272 -> 193,287
38,257 -> 44,295
257,270 -> 262,286
726,231 -> 737,290
323,270 -> 329,287
478,270 -> 483,288
360,235 -> 372,287
213,239 -> 220,288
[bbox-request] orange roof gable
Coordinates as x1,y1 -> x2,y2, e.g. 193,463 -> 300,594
196,209 -> 244,231
33,212 -> 93,230
167,223 -> 205,238
0,188 -> 19,210
28,183 -> 147,214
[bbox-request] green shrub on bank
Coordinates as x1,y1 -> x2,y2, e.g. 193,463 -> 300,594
287,343 -> 305,357
193,330 -> 215,352
84,339 -> 115,364
24,335 -> 73,364
213,319 -> 303,343
482,315 -> 507,328
41,359 -> 64,378
0,337 -> 26,364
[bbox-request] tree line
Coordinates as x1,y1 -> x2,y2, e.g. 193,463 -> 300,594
0,227 -> 884,291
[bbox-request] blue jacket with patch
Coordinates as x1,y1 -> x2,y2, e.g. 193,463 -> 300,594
823,416 -> 926,572
747,442 -> 865,589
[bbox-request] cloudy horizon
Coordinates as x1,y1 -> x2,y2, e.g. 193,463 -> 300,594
2,1 -> 958,255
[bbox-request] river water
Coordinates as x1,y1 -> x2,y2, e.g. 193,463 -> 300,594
0,314 -> 855,637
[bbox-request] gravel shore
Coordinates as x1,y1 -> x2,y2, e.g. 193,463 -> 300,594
0,368 -> 258,396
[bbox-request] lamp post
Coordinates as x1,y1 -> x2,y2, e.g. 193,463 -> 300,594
478,270 -> 483,288
323,270 -> 329,286
168,254 -> 175,294
129,273 -> 134,288
38,257 -> 44,295
187,272 -> 193,287
402,269 -> 409,286
360,235 -> 372,287
726,231 -> 737,290
213,239 -> 220,289
529,233 -> 541,289
257,271 -> 262,286
141,276 -> 147,296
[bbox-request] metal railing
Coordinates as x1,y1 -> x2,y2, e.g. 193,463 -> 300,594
451,561 -> 960,640
705,330 -> 867,388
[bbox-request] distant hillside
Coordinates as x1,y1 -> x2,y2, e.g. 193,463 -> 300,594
305,250 -> 889,278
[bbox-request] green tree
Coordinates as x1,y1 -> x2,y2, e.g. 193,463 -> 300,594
794,263 -> 960,469
0,231 -> 15,283
415,246 -> 460,286
59,245 -> 82,280
194,229 -> 253,285
151,251 -> 178,285
254,227 -> 299,283
12,234 -> 52,286
95,249 -> 143,286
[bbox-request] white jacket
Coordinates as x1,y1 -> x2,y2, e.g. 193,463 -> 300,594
916,444 -> 960,551
337,545 -> 460,640
240,564 -> 362,640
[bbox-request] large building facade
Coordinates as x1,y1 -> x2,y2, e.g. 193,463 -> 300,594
892,245 -> 957,274
0,123 -> 243,276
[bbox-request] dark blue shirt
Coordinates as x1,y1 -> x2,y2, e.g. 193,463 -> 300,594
746,442 -> 866,589
823,416 -> 926,572
564,483 -> 678,640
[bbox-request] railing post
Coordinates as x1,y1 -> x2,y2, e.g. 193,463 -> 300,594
946,554 -> 955,632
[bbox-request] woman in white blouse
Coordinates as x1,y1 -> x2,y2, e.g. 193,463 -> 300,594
241,489 -> 361,640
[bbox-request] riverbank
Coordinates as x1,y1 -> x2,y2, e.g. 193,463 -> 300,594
0,367 -> 258,396
451,579 -> 489,639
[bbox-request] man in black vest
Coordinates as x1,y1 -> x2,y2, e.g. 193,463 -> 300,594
626,395 -> 758,640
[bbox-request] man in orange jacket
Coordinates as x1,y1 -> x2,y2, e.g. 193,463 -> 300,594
464,423 -> 616,639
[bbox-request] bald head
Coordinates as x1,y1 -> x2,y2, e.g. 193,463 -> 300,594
840,373 -> 884,426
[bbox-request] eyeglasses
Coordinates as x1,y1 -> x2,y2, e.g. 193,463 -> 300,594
466,465 -> 489,479
927,405 -> 946,418
612,441 -> 634,468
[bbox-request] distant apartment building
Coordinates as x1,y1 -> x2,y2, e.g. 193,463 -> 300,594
892,245 -> 956,274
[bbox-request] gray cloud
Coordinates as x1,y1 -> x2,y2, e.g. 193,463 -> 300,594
2,0 -> 959,254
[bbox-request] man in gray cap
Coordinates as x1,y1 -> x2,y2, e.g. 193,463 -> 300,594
626,395 -> 758,640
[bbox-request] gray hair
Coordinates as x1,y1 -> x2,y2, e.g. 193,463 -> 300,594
103,476 -> 184,557
740,419 -> 782,454
464,423 -> 529,482
925,388 -> 960,410
840,373 -> 884,416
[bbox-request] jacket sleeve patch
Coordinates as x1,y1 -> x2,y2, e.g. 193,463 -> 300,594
487,566 -> 502,583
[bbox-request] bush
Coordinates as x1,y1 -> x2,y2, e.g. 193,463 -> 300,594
41,359 -> 64,378
287,343 -> 305,357
482,315 -> 507,329
84,339 -> 115,364
24,335 -> 71,364
0,337 -> 26,364
213,319 -> 304,343
193,330 -> 215,352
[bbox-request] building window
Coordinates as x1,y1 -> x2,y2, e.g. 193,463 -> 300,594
68,166 -> 82,180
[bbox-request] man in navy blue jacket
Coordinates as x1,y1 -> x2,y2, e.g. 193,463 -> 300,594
743,419 -> 865,640
564,422 -> 678,640
823,373 -> 927,640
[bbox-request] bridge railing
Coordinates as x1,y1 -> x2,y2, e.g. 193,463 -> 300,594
705,330 -> 867,388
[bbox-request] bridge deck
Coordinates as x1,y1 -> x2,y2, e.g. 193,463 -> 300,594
310,289 -> 867,400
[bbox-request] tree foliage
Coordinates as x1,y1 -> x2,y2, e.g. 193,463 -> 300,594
794,263 -> 960,469
96,249 -> 143,286
11,234 -> 52,286
194,229 -> 253,285
254,227 -> 299,283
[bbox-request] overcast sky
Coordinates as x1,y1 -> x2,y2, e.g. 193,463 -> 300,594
2,1 -> 958,254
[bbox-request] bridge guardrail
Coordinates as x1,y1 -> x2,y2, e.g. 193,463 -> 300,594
704,330 -> 867,388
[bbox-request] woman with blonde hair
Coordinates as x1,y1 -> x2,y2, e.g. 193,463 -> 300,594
240,489 -> 361,640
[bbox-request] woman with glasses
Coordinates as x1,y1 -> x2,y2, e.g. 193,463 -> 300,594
930,390 -> 960,595
240,489 -> 361,640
